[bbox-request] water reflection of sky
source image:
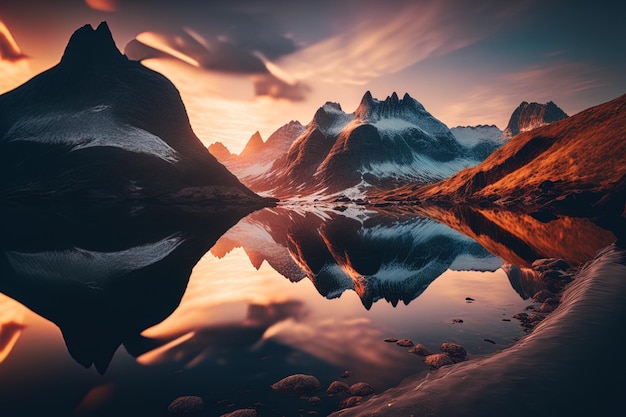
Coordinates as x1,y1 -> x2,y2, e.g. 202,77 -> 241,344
140,246 -> 529,389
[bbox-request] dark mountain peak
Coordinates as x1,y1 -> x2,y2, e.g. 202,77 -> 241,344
361,90 -> 375,105
504,100 -> 568,138
310,101 -> 348,130
240,131 -> 265,158
60,21 -> 126,68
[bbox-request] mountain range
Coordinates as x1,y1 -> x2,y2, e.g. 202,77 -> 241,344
381,93 -> 626,233
211,94 -> 570,199
0,22 -> 269,207
211,207 -> 502,309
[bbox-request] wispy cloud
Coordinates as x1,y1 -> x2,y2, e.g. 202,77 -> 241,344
443,60 -> 606,128
84,0 -> 118,12
0,20 -> 27,62
273,1 -> 528,85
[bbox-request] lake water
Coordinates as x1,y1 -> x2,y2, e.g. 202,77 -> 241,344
0,203 -> 618,417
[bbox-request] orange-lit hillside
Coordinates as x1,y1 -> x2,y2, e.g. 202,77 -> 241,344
384,93 -> 626,217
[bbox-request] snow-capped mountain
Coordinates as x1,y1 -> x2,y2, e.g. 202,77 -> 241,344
503,101 -> 568,138
385,93 -> 626,228
213,207 -> 502,309
0,22 -> 267,205
450,124 -> 505,160
240,92 -> 490,198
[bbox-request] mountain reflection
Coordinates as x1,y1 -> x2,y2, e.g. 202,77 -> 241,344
0,203 -> 256,374
212,207 -> 502,309
404,205 -> 617,267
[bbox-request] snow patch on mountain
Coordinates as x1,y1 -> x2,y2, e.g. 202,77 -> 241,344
363,154 -> 477,182
5,105 -> 180,163
6,235 -> 184,284
450,125 -> 504,148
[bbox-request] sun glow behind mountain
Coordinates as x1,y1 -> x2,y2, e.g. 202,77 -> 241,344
1,1 -> 625,153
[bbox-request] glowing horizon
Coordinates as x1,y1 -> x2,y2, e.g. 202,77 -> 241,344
1,1 -> 625,154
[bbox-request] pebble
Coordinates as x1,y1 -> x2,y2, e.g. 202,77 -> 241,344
349,382 -> 375,396
326,381 -> 350,396
396,338 -> 414,347
408,343 -> 431,356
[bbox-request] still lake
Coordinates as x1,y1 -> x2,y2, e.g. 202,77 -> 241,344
0,203 -> 615,416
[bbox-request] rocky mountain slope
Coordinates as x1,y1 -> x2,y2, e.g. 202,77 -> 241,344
381,93 -> 626,225
503,100 -> 568,138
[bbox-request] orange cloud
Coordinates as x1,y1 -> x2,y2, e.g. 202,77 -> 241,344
0,295 -> 27,364
0,20 -> 26,62
85,0 -> 119,12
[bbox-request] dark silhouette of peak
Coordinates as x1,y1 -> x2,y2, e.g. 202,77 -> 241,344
504,100 -> 568,137
355,91 -> 425,121
60,21 -> 125,67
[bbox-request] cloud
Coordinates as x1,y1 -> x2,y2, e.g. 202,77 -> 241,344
253,74 -> 310,101
443,60 -> 605,128
85,0 -> 118,12
271,0 -> 529,86
124,26 -> 308,101
0,20 -> 26,62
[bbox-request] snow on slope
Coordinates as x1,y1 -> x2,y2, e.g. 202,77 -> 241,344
5,105 -> 181,163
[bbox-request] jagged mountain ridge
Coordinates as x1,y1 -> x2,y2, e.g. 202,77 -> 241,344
228,91 -> 498,198
0,22 -> 267,205
212,207 -> 501,309
503,100 -> 568,138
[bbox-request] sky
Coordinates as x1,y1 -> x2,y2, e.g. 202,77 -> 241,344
1,0 -> 625,154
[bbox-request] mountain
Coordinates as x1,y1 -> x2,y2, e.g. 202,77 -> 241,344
212,207 -> 501,309
450,124 -> 505,160
240,91 -> 491,198
211,120 -> 305,183
503,100 -> 568,138
0,22 -> 269,206
381,93 -> 626,227
0,203 -> 256,374
207,141 -> 233,161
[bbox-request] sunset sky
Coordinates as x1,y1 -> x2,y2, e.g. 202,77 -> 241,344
1,0 -> 625,153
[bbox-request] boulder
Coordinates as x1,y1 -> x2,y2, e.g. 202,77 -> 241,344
271,374 -> 322,396
440,342 -> 467,362
424,353 -> 454,369
349,382 -> 375,396
408,343 -> 431,356
326,381 -> 350,396
167,396 -> 204,416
